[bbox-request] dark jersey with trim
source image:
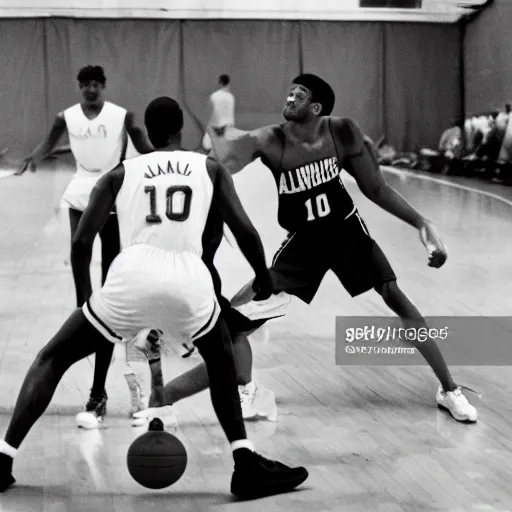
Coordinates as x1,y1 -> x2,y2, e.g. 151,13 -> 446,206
259,116 -> 363,233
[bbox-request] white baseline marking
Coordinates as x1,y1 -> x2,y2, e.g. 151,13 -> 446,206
380,165 -> 512,209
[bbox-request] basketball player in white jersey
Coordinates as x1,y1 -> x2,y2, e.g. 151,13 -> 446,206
0,97 -> 308,499
202,74 -> 235,151
18,65 -> 155,427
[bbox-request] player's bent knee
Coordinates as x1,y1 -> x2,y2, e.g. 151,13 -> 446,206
375,279 -> 397,297
377,280 -> 427,326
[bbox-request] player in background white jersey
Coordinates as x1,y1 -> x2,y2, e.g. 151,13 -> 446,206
202,74 -> 235,151
17,65 -> 155,427
0,97 -> 308,499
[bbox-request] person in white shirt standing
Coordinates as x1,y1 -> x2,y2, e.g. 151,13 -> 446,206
202,74 -> 235,151
18,65 -> 154,428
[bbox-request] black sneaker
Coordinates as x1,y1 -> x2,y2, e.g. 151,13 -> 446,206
85,390 -> 108,419
76,390 -> 108,429
0,454 -> 15,492
231,449 -> 308,499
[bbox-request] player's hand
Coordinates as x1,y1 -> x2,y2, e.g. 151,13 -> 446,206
252,271 -> 274,301
16,157 -> 36,176
419,220 -> 447,268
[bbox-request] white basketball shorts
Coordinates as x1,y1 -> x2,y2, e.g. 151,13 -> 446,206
82,244 -> 220,345
61,173 -> 102,211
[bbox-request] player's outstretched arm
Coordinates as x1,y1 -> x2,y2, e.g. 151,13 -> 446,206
17,113 -> 67,175
208,158 -> 273,299
206,125 -> 271,177
124,111 -> 154,154
339,118 -> 447,268
71,164 -> 125,305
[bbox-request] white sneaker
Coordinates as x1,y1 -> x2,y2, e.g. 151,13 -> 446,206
131,405 -> 178,429
76,411 -> 102,430
239,382 -> 258,420
436,386 -> 477,422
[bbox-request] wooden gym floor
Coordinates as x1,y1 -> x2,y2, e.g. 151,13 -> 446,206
1,156 -> 512,512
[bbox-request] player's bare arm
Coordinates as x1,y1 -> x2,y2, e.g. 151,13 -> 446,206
207,157 -> 272,299
207,125 -> 278,176
124,111 -> 154,154
17,113 -> 67,175
339,118 -> 447,268
70,164 -> 125,305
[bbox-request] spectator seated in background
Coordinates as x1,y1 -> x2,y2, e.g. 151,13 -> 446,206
494,111 -> 512,183
476,112 -> 507,161
462,114 -> 493,158
464,112 -> 512,180
419,119 -> 464,174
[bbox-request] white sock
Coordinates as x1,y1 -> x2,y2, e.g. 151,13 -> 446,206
231,439 -> 255,452
0,440 -> 17,458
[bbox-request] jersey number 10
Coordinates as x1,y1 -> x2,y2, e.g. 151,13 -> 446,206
144,185 -> 192,223
305,193 -> 331,221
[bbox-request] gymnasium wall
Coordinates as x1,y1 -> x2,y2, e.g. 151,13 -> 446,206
0,18 -> 461,160
464,0 -> 512,115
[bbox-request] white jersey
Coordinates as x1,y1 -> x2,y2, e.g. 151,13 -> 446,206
64,101 -> 127,175
61,101 -> 127,211
117,151 -> 214,255
209,89 -> 235,128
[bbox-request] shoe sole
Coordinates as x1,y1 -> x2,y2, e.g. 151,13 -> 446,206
437,404 -> 477,423
232,469 -> 309,500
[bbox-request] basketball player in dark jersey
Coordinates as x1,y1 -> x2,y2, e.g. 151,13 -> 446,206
160,74 -> 477,424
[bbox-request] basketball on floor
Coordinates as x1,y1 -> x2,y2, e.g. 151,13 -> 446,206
127,419 -> 188,490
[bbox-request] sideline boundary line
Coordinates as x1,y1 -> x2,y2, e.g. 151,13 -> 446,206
380,165 -> 512,209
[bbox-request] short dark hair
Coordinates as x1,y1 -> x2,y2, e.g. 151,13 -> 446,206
219,74 -> 230,86
144,96 -> 184,148
77,65 -> 106,85
292,73 -> 335,116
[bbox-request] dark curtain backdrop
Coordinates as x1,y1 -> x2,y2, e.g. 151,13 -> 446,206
181,20 -> 300,146
0,20 -> 47,160
0,17 -> 461,161
465,0 -> 512,115
301,21 -> 383,140
383,23 -> 461,151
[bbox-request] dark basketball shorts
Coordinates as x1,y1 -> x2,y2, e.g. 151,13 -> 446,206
226,210 -> 397,334
269,210 -> 397,303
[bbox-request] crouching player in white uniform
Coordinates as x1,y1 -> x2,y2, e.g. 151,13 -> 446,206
0,97 -> 308,500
